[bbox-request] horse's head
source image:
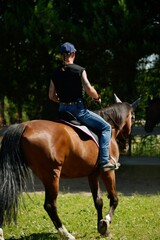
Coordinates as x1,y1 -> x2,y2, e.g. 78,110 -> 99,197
144,97 -> 160,132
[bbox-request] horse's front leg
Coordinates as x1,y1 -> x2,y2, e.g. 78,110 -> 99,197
88,171 -> 105,235
99,170 -> 119,236
43,171 -> 75,240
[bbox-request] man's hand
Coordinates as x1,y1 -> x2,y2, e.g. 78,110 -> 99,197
93,95 -> 101,104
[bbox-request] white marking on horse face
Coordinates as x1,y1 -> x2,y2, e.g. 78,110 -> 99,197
0,228 -> 4,240
58,225 -> 75,240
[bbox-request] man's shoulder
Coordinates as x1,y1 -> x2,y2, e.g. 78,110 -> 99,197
68,64 -> 85,71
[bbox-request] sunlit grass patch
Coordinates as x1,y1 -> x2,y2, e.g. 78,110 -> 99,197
3,192 -> 160,240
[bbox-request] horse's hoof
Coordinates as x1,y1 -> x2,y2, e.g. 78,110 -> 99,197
98,219 -> 110,236
60,233 -> 75,240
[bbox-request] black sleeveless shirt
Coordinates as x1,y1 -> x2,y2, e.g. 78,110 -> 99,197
51,64 -> 85,102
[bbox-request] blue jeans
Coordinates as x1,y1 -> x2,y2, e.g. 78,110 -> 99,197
59,99 -> 111,165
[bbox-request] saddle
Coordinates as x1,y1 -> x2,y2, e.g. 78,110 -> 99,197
58,111 -> 99,147
59,111 -> 81,126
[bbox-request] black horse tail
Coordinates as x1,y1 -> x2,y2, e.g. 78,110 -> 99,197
0,123 -> 33,224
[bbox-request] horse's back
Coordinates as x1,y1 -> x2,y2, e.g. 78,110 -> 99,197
21,120 -> 99,178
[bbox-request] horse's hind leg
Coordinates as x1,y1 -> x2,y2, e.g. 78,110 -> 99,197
43,172 -> 75,240
99,170 -> 119,236
88,171 -> 106,235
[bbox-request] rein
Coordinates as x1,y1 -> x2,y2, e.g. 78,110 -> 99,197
102,111 -> 121,130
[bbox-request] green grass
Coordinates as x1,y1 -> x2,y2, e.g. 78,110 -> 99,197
3,192 -> 160,240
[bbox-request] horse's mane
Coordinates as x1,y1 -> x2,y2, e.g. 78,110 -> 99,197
96,102 -> 131,129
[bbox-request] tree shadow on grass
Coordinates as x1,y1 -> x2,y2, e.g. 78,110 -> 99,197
6,232 -> 59,240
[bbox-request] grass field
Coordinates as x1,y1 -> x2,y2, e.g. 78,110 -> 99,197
2,192 -> 160,240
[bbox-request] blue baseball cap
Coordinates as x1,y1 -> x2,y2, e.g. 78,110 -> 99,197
60,42 -> 77,54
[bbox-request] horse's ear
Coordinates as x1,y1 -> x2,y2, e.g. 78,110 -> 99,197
114,93 -> 122,103
131,98 -> 141,110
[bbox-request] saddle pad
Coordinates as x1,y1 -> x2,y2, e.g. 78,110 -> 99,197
60,120 -> 99,147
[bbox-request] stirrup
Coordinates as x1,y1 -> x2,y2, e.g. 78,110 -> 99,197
100,157 -> 120,172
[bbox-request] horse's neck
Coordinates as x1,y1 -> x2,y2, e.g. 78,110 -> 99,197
112,128 -> 119,139
96,109 -> 114,128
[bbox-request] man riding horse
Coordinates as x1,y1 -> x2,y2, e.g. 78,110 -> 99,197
49,42 -> 118,172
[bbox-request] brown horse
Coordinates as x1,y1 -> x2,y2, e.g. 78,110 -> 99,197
0,95 -> 140,240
